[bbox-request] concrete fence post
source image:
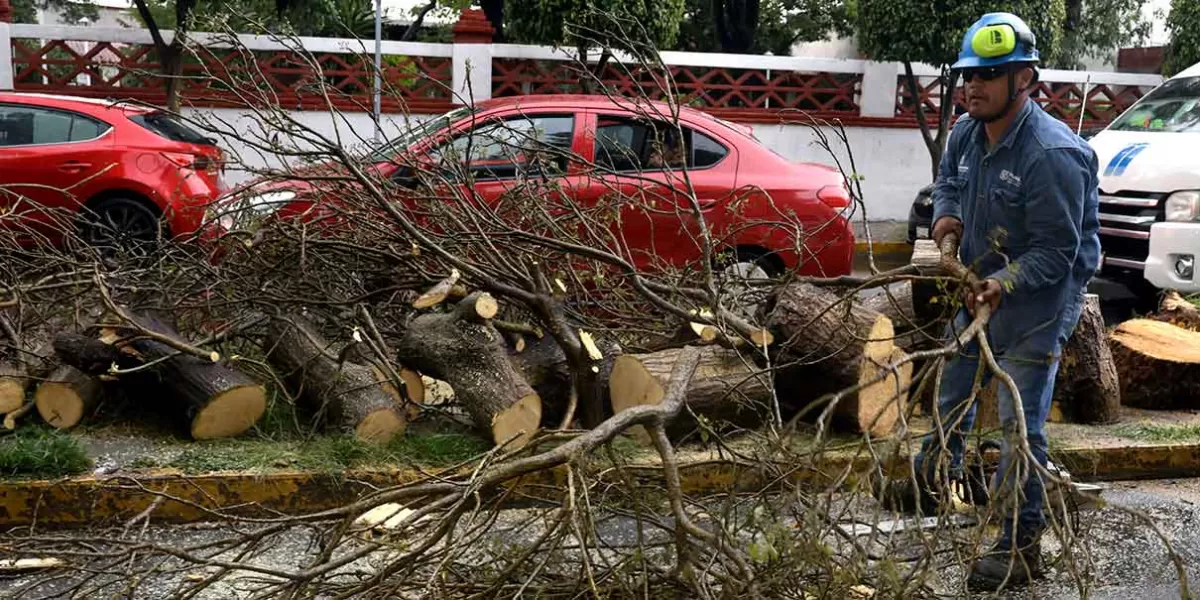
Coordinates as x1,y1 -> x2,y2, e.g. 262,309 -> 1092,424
0,0 -> 12,91
450,8 -> 493,106
858,61 -> 898,119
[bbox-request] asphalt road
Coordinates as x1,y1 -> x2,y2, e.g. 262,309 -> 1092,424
0,478 -> 1198,599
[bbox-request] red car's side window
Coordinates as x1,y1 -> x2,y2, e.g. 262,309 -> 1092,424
592,115 -> 730,174
0,104 -> 110,147
429,114 -> 575,181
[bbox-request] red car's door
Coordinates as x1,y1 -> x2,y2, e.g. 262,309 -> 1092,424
0,102 -> 114,238
579,111 -> 738,272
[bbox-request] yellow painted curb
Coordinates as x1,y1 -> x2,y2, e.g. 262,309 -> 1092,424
0,443 -> 1197,528
855,241 -> 912,256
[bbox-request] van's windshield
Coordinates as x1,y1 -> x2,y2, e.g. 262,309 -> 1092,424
1110,76 -> 1200,133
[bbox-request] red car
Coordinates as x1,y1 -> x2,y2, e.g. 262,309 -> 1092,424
212,95 -> 855,278
0,93 -> 224,248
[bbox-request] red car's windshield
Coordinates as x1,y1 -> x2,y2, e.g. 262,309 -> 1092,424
365,106 -> 477,163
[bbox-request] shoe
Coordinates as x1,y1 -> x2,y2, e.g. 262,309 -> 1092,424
877,477 -> 941,516
967,541 -> 1043,592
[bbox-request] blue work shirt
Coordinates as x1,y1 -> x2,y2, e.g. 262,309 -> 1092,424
931,98 -> 1102,361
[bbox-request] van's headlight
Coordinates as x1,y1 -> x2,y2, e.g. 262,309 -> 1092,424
1166,191 -> 1200,222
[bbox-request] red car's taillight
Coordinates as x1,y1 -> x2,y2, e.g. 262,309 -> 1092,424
816,184 -> 852,208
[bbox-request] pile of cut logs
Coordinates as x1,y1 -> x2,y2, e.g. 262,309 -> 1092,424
6,241 -> 1200,449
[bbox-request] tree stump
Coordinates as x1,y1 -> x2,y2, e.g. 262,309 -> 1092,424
609,345 -> 773,441
766,283 -> 908,437
266,315 -> 408,443
397,293 -> 541,449
1053,294 -> 1120,424
35,365 -> 102,429
1110,319 -> 1200,409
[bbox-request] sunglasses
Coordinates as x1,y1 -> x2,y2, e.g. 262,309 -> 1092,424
959,66 -> 1015,82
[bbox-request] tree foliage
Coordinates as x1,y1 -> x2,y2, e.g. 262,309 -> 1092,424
1055,0 -> 1152,69
506,0 -> 687,50
128,0 -> 378,38
1167,0 -> 1200,75
10,0 -> 98,24
676,0 -> 851,55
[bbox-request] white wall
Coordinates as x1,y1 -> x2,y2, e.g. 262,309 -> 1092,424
187,106 -> 928,222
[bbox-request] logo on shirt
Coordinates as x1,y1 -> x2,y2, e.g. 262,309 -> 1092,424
1104,143 -> 1149,177
1000,170 -> 1022,188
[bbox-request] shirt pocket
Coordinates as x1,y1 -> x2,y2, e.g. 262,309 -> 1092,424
990,187 -> 1027,252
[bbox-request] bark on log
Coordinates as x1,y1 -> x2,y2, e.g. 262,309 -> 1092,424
1110,319 -> 1200,410
860,281 -> 946,334
397,293 -> 541,449
266,315 -> 408,443
35,365 -> 102,429
609,345 -> 773,440
1053,294 -> 1121,424
766,283 -> 907,437
341,341 -> 425,421
1158,292 -> 1200,331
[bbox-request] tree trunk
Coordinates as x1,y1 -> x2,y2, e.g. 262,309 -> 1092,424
35,365 -> 102,429
609,345 -> 772,441
1110,319 -> 1200,409
266,315 -> 408,443
860,280 -> 947,338
1053,294 -> 1121,424
481,0 -> 504,41
1157,291 -> 1200,331
766,283 -> 908,437
397,293 -> 541,449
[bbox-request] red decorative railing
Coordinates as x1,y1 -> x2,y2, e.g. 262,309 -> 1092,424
492,58 -> 861,120
895,76 -> 1150,129
10,37 -> 454,112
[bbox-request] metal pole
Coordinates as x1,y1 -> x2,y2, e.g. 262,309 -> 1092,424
1077,73 -> 1091,135
373,0 -> 382,143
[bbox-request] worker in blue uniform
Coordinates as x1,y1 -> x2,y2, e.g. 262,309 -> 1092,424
896,12 -> 1102,592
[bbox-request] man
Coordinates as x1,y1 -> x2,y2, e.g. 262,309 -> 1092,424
898,12 -> 1102,592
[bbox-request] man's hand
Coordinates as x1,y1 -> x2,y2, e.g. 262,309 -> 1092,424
966,278 -> 1003,315
932,217 -> 963,247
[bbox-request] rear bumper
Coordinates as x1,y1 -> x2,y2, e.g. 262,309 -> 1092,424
1144,222 -> 1200,293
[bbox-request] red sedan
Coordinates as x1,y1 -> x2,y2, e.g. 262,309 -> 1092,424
0,93 -> 224,249
212,95 -> 855,279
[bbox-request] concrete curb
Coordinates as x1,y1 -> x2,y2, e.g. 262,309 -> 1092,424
0,443 -> 1195,528
855,241 -> 912,256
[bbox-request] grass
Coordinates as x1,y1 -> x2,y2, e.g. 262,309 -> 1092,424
136,432 -> 492,474
1113,422 -> 1200,443
0,427 -> 91,478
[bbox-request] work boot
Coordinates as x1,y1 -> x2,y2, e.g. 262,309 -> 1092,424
877,477 -> 941,516
967,540 -> 1043,592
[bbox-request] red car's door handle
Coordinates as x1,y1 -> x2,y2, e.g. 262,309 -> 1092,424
59,161 -> 92,173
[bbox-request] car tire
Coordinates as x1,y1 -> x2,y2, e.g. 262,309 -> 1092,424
79,197 -> 166,254
714,248 -> 781,322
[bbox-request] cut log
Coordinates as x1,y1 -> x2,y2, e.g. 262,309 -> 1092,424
412,269 -> 462,309
1053,294 -> 1121,424
1110,319 -> 1200,409
861,281 -> 945,334
397,293 -> 541,449
609,345 -> 773,440
4,400 -> 35,430
55,314 -> 267,440
266,315 -> 408,443
766,283 -> 907,437
35,365 -> 102,429
1157,291 -> 1200,331
507,330 -> 621,429
0,362 -> 27,414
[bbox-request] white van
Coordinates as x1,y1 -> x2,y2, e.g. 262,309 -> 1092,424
1088,61 -> 1200,297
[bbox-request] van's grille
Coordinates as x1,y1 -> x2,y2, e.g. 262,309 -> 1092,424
1098,191 -> 1164,275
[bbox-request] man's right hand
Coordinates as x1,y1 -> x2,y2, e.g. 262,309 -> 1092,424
932,217 -> 963,247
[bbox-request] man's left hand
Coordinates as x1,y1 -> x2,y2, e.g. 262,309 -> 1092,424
966,278 -> 1003,315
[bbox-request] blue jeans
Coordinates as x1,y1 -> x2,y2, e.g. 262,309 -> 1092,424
913,322 -> 1060,549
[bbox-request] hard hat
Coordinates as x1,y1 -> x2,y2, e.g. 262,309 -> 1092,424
952,13 -> 1040,70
